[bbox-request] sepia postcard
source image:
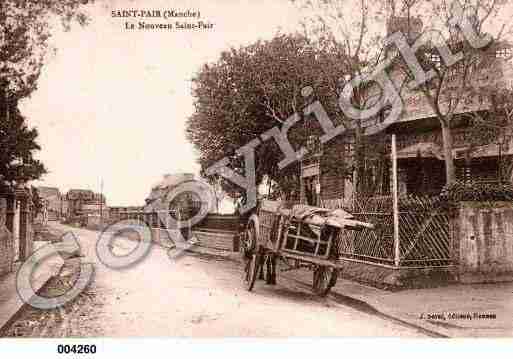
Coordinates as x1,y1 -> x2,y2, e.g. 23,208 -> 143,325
1,0 -> 513,355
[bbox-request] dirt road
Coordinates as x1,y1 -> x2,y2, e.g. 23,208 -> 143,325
4,224 -> 430,337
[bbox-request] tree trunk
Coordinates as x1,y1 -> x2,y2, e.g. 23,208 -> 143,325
441,122 -> 456,185
354,125 -> 365,197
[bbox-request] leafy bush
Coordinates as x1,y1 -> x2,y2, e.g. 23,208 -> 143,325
440,181 -> 513,202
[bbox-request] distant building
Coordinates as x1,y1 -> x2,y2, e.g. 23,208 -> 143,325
144,173 -> 194,211
65,189 -> 107,218
144,173 -> 217,215
109,173 -> 223,224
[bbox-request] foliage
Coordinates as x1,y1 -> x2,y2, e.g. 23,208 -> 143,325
440,180 -> 513,202
1,0 -> 93,98
186,33 -> 349,199
0,104 -> 46,185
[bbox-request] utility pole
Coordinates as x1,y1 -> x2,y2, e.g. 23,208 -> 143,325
99,177 -> 104,227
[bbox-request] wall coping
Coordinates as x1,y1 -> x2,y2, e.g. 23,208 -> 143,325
456,201 -> 513,209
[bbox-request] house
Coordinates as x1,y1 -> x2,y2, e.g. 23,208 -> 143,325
305,17 -> 513,205
297,16 -> 513,286
143,173 -> 216,218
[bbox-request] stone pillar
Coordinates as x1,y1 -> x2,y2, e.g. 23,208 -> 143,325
3,191 -> 15,236
451,201 -> 513,283
16,187 -> 33,262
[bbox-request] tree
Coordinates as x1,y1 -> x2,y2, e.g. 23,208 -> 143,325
1,0 -> 92,99
396,0 -> 511,185
186,33 -> 349,200
292,0 -> 404,195
1,0 -> 92,186
0,102 -> 46,185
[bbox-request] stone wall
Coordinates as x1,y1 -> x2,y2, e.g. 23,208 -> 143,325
336,201 -> 513,288
119,227 -> 236,252
191,230 -> 236,251
450,201 -> 513,283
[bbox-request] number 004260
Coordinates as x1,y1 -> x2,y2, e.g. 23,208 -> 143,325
57,344 -> 97,354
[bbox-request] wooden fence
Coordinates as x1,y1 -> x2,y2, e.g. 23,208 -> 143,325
111,194 -> 452,268
323,195 -> 452,267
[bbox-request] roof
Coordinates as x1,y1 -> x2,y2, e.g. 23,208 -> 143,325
68,189 -> 94,194
66,189 -> 95,200
37,186 -> 61,199
396,142 -> 444,160
151,173 -> 195,191
361,40 -> 513,135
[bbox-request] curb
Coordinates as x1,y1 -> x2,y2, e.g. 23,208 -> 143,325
184,246 -> 452,338
283,274 -> 450,338
355,296 -> 456,338
0,256 -> 65,334
329,290 -> 451,338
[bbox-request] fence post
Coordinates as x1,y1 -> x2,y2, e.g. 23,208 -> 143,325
392,134 -> 400,267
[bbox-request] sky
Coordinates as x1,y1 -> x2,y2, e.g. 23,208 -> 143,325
20,0 -> 303,206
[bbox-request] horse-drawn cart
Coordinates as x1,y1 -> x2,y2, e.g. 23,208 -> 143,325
240,200 -> 374,296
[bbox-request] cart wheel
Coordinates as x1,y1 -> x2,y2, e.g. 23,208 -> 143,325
244,252 -> 261,291
312,266 -> 338,296
240,221 -> 257,258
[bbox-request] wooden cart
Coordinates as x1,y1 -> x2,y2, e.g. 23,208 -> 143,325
239,200 -> 374,296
